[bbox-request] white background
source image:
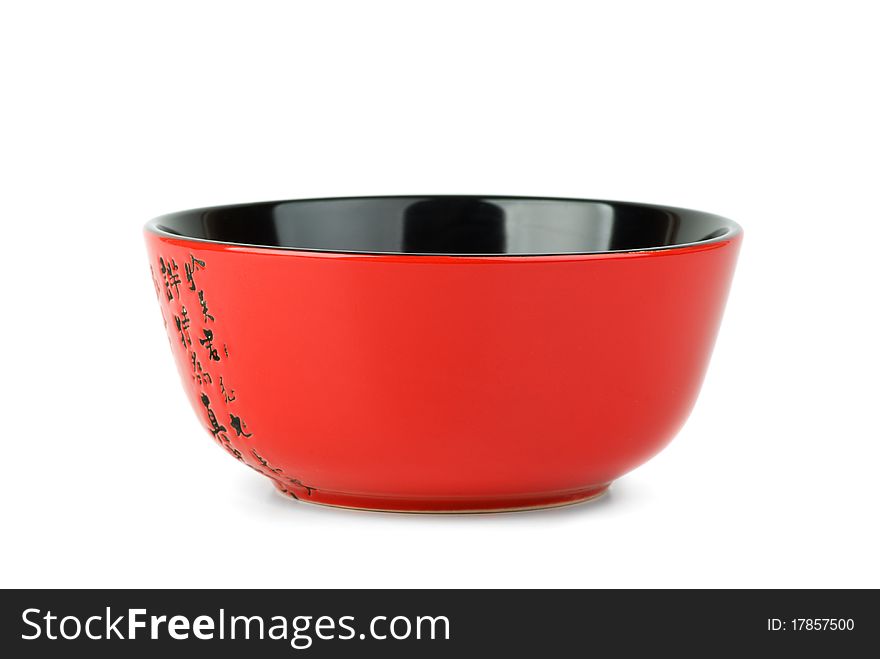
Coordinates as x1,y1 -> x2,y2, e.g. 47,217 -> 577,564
1,1 -> 877,589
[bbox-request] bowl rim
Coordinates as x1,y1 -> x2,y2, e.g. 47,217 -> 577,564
144,195 -> 743,257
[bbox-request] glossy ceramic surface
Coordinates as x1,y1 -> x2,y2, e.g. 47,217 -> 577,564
144,196 -> 742,512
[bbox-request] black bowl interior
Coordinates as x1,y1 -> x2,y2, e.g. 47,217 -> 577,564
148,196 -> 740,256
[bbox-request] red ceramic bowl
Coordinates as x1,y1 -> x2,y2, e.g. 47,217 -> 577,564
145,196 -> 741,512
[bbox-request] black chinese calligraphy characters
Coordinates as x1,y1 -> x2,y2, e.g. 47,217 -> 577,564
200,393 -> 241,461
153,250 -> 318,496
191,352 -> 212,385
219,376 -> 236,403
200,393 -> 227,438
249,449 -> 315,498
250,448 -> 282,475
198,290 -> 214,323
158,256 -> 181,301
287,478 -> 314,496
184,254 -> 206,291
174,306 -> 192,349
229,413 -> 252,438
199,328 -> 221,362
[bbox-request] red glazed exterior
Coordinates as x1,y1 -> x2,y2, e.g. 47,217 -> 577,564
145,226 -> 741,512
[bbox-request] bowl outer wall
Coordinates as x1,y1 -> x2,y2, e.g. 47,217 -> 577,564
144,231 -> 741,502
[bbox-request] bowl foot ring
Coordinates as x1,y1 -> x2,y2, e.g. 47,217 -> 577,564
272,481 -> 610,514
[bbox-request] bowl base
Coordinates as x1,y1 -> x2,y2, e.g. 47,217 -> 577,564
273,482 -> 610,514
